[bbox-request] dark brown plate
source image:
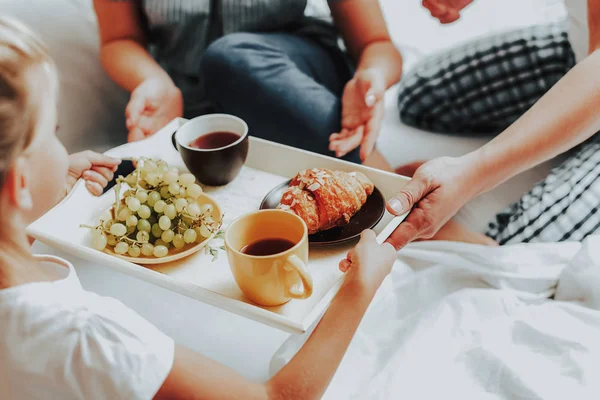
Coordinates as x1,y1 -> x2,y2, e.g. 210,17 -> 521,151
260,180 -> 385,247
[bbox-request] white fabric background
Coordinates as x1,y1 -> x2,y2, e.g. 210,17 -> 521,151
1,0 -> 129,153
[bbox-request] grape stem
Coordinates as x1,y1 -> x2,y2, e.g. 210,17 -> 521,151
113,180 -> 122,220
106,227 -> 144,247
79,224 -> 100,230
116,235 -> 144,246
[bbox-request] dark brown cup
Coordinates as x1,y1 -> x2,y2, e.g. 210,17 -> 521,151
173,114 -> 249,186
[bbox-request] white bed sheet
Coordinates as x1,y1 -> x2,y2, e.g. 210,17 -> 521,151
271,238 -> 600,399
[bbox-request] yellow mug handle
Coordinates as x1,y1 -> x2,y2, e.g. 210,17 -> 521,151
284,254 -> 313,300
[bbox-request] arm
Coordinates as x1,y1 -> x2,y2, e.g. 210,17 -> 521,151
473,0 -> 600,193
328,0 -> 402,161
157,281 -> 375,400
385,0 -> 600,248
155,231 -> 396,400
93,0 -> 183,141
330,0 -> 402,91
93,0 -> 171,92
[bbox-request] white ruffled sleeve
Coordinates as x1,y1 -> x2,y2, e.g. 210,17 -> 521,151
58,294 -> 175,400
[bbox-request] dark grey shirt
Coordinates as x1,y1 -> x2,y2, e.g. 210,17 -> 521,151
121,0 -> 341,77
110,0 -> 347,111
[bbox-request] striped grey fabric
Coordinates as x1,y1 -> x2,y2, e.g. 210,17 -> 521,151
397,22 -> 574,134
113,0 -> 337,77
487,133 -> 600,244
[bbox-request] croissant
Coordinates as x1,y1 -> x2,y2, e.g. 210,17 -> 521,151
278,168 -> 374,234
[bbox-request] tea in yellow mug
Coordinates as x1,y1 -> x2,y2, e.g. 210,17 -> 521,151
225,210 -> 313,306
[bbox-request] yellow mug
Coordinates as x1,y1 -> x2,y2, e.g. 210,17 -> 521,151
225,210 -> 313,306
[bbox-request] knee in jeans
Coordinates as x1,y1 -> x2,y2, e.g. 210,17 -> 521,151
202,33 -> 269,79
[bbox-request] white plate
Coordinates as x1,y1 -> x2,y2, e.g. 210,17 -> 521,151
98,193 -> 222,265
28,119 -> 409,334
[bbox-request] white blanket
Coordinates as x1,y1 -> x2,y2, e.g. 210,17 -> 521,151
270,238 -> 600,399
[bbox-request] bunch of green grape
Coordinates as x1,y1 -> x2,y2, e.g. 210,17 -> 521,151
84,158 -> 220,258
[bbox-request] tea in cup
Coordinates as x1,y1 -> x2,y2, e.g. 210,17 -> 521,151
173,114 -> 249,186
225,210 -> 313,306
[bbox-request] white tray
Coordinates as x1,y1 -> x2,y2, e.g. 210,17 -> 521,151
27,119 -> 409,333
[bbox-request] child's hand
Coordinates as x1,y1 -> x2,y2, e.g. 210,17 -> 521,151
67,151 -> 121,196
339,230 -> 397,292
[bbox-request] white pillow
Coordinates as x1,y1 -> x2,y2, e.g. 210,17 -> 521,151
2,0 -> 129,153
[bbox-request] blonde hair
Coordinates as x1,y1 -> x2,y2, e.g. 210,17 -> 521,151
0,16 -> 55,188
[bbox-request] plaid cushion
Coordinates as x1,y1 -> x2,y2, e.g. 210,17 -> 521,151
397,21 -> 575,134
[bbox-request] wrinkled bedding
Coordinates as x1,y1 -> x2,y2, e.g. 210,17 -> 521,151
271,238 -> 600,399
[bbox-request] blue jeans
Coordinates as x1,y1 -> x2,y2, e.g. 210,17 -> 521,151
199,32 -> 359,163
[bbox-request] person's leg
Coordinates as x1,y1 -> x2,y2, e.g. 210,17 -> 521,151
200,32 -> 359,163
397,21 -> 575,134
487,133 -> 600,245
363,149 -> 392,171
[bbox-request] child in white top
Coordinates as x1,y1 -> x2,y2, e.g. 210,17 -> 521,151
0,16 -> 397,400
